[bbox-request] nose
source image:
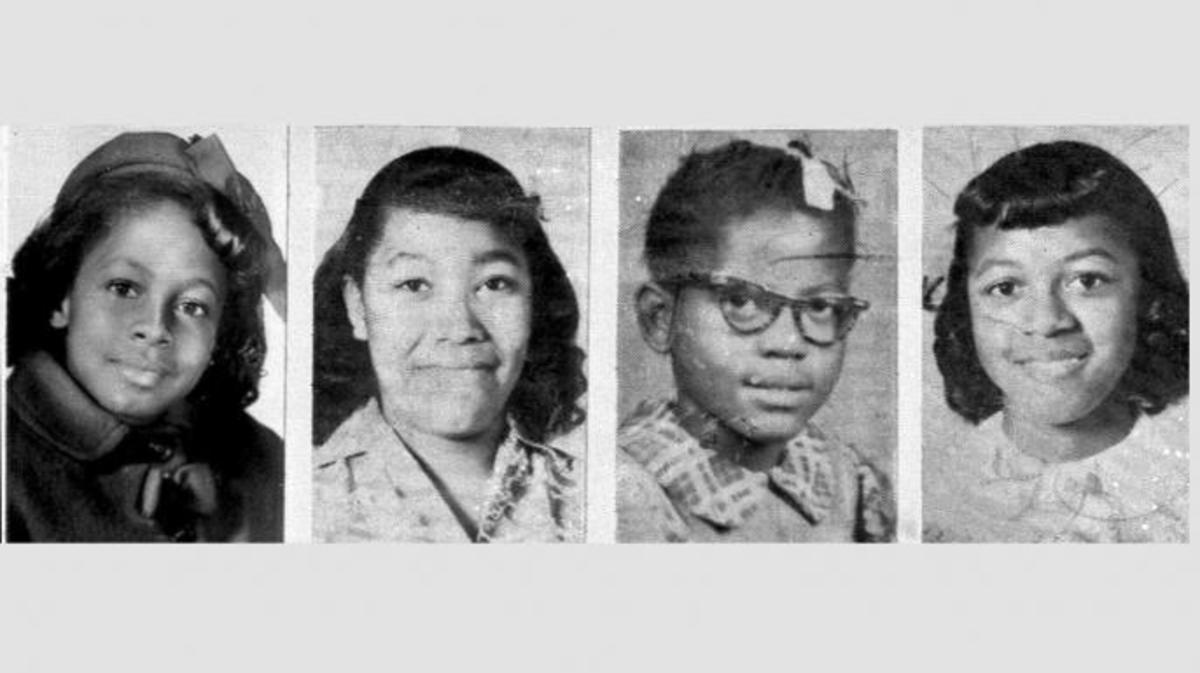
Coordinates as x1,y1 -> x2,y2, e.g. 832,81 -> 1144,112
757,305 -> 810,359
1019,285 -> 1078,336
132,301 -> 173,346
432,292 -> 487,343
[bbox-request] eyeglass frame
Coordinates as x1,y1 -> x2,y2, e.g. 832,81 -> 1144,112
660,272 -> 870,346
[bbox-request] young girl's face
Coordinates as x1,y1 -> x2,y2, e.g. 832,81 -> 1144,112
967,213 -> 1140,427
52,200 -> 227,425
668,208 -> 853,443
344,208 -> 533,442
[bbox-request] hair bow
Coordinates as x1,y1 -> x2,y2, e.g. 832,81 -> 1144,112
57,131 -> 287,320
787,138 -> 860,212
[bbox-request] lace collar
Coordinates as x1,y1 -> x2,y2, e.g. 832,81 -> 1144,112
975,408 -> 1189,535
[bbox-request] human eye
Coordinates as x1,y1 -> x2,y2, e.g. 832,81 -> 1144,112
801,297 -> 853,327
718,282 -> 769,323
177,299 -> 212,319
724,286 -> 756,309
394,278 -> 431,294
982,279 -> 1020,299
1065,271 -> 1115,294
105,279 -> 141,299
477,275 -> 521,295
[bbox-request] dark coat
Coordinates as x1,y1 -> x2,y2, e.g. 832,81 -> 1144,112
6,352 -> 284,542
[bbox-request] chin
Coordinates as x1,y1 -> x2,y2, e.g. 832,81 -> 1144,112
422,407 -> 505,440
96,390 -> 170,425
1005,394 -> 1112,428
731,412 -> 810,444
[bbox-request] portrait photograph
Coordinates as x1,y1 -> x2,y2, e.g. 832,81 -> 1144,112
921,126 -> 1189,543
309,126 -> 590,543
616,129 -> 897,543
4,125 -> 289,542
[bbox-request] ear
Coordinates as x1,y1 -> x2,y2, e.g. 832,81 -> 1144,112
635,282 -> 675,354
50,297 -> 71,329
342,277 -> 368,341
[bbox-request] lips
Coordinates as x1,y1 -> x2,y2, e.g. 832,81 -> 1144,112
416,360 -> 500,371
1010,347 -> 1090,382
744,374 -> 811,390
742,373 -> 813,408
415,349 -> 501,371
112,357 -> 173,388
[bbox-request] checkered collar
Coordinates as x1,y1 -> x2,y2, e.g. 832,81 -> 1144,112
619,399 -> 838,529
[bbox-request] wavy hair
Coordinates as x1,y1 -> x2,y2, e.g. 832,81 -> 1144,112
934,140 -> 1189,423
312,146 -> 586,445
8,171 -> 269,412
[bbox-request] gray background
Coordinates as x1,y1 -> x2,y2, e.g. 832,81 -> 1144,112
2,3 -> 1198,673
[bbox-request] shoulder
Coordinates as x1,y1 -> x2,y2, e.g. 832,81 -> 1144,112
1139,398 -> 1188,452
616,445 -> 689,543
200,408 -> 283,471
314,401 -> 383,470
517,433 -> 582,498
618,398 -> 688,469
811,427 -> 896,542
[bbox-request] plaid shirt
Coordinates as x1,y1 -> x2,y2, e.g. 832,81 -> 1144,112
617,399 -> 893,543
314,399 -> 581,543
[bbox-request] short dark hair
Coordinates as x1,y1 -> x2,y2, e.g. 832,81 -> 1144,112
934,140 -> 1189,423
312,146 -> 587,445
643,139 -> 858,281
8,171 -> 270,411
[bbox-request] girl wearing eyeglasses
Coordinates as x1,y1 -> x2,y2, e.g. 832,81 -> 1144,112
618,138 -> 895,543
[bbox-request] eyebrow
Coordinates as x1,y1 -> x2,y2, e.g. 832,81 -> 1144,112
972,247 -> 1121,279
103,258 -> 221,294
383,251 -> 431,267
770,252 -> 861,262
473,249 -> 527,268
1062,247 -> 1120,265
970,258 -> 1019,279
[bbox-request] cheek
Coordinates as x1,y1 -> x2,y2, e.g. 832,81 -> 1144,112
811,344 -> 847,392
64,294 -> 121,346
362,299 -> 423,354
671,303 -> 744,380
482,298 -> 533,357
179,322 -> 220,366
967,299 -> 1009,364
1077,297 -> 1139,360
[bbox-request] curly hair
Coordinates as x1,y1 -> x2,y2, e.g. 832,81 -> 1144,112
312,146 -> 587,445
644,139 -> 859,281
8,171 -> 269,412
934,140 -> 1189,423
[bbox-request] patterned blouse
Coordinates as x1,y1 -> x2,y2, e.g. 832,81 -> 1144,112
617,399 -> 894,543
314,399 -> 582,543
923,403 -> 1189,543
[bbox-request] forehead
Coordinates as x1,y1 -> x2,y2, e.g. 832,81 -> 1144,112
712,208 -> 852,285
88,200 -> 223,279
371,208 -> 526,266
968,213 -> 1136,270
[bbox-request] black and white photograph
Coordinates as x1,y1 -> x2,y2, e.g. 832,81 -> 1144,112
615,130 -> 897,543
921,126 -> 1189,543
309,126 -> 590,543
4,126 -> 288,542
